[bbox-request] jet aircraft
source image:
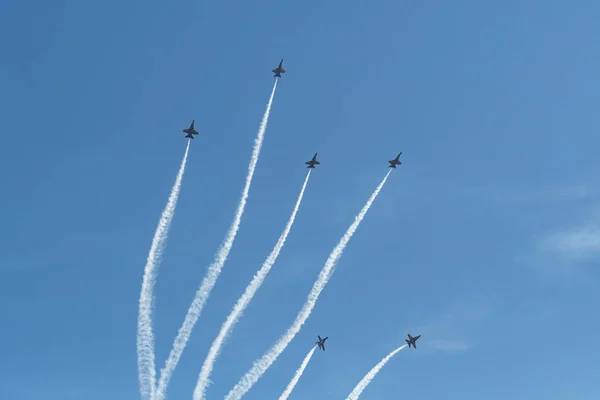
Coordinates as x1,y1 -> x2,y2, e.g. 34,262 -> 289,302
305,153 -> 320,168
183,120 -> 199,139
272,59 -> 286,77
316,335 -> 328,351
388,152 -> 403,168
405,333 -> 421,349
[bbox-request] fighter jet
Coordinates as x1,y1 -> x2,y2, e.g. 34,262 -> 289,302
388,152 -> 403,168
305,153 -> 320,169
316,335 -> 328,351
405,333 -> 421,349
183,120 -> 199,139
272,59 -> 286,77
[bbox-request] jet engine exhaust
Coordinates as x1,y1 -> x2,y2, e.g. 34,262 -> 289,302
278,345 -> 318,400
137,139 -> 191,400
345,344 -> 407,400
154,79 -> 279,400
225,169 -> 393,400
194,169 -> 312,400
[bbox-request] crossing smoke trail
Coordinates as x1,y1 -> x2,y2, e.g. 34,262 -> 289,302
155,79 -> 279,400
345,344 -> 407,400
137,140 -> 191,400
226,169 -> 393,400
278,346 -> 318,400
194,169 -> 312,400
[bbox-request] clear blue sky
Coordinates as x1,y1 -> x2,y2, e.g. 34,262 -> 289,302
1,0 -> 599,399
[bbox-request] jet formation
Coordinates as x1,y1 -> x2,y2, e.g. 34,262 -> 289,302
312,333 -> 421,353
178,61 -> 417,355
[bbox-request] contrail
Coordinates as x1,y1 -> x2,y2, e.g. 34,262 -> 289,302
226,169 -> 393,400
194,169 -> 312,400
278,346 -> 318,400
155,79 -> 279,400
345,344 -> 407,400
137,140 -> 191,400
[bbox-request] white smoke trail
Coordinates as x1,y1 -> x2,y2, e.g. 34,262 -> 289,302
278,346 -> 318,400
137,140 -> 191,400
193,169 -> 312,399
155,80 -> 279,400
226,169 -> 393,400
345,344 -> 407,400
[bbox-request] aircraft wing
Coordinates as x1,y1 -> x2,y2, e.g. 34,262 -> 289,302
322,343 -> 325,351
408,334 -> 414,340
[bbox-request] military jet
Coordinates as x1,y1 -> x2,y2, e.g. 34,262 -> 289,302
405,333 -> 421,349
183,120 -> 199,139
388,152 -> 403,168
272,59 -> 286,77
315,335 -> 328,351
305,153 -> 320,169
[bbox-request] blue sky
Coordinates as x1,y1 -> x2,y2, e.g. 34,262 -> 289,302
1,0 -> 599,399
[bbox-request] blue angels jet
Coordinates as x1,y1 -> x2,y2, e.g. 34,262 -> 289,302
272,59 -> 286,77
316,335 -> 328,351
388,152 -> 403,168
183,120 -> 199,139
305,153 -> 320,168
405,333 -> 421,349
